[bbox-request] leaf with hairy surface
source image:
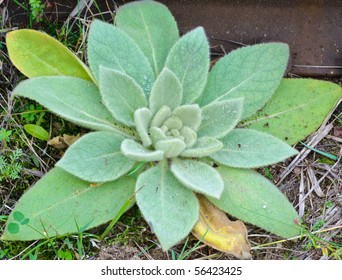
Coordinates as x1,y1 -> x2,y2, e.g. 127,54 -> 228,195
198,99 -> 244,139
1,168 -> 136,240
171,159 -> 224,198
121,139 -> 164,161
135,161 -> 198,250
199,43 -> 289,119
115,0 -> 179,75
240,79 -> 342,144
12,77 -> 135,138
165,27 -> 210,104
209,167 -> 301,238
57,132 -> 135,183
149,68 -> 182,114
181,137 -> 223,158
211,128 -> 297,168
99,67 -> 147,127
87,20 -> 154,95
172,104 -> 201,131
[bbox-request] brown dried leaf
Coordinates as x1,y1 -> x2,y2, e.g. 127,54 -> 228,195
192,195 -> 252,259
48,134 -> 80,149
63,134 -> 81,146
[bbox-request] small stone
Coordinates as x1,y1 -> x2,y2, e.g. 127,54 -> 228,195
293,167 -> 301,174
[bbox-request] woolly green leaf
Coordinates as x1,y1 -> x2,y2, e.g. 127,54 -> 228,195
241,79 -> 342,145
135,161 -> 198,250
23,124 -> 49,141
163,117 -> 182,130
116,0 -> 179,75
180,126 -> 197,147
57,132 -> 135,183
155,138 -> 186,158
211,129 -> 297,168
209,167 -> 300,238
171,159 -> 224,198
6,30 -> 93,81
12,77 -> 133,138
150,106 -> 171,127
99,67 -> 147,127
87,20 -> 154,95
134,108 -> 152,147
181,137 -> 223,158
149,68 -> 182,114
1,168 -> 135,240
165,27 -> 210,104
121,139 -> 164,161
199,43 -> 289,119
172,104 -> 201,131
150,127 -> 167,144
197,98 -> 244,139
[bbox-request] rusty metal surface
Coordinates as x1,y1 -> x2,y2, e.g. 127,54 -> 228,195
2,0 -> 342,77
159,0 -> 342,77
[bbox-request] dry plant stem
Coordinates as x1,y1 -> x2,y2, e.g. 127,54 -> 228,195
326,134 -> 342,143
278,124 -> 335,185
307,166 -> 325,197
67,0 -> 92,21
293,65 -> 342,69
251,225 -> 342,250
298,170 -> 305,218
132,240 -> 154,260
294,155 -> 341,209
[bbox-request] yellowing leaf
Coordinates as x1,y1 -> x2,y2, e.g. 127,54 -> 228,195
6,30 -> 93,81
192,195 -> 251,259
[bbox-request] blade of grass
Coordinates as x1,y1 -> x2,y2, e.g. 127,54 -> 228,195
300,141 -> 338,161
178,237 -> 190,259
128,162 -> 146,177
12,0 -> 29,11
252,224 -> 342,250
0,215 -> 8,222
176,230 -> 208,260
92,0 -> 105,21
99,197 -> 132,241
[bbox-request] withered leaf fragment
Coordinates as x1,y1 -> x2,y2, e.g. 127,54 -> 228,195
192,195 -> 252,259
48,134 -> 81,149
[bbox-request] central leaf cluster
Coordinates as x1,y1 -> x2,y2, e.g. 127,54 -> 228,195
133,104 -> 200,158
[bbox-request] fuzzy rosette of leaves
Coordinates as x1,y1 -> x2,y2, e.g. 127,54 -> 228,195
2,1 -> 341,256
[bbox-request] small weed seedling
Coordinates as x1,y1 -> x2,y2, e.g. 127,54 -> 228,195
29,0 -> 45,23
2,1 -> 341,259
0,149 -> 23,181
13,0 -> 45,27
0,128 -> 12,143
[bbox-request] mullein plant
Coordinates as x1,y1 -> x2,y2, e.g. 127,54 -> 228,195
2,0 -> 341,259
